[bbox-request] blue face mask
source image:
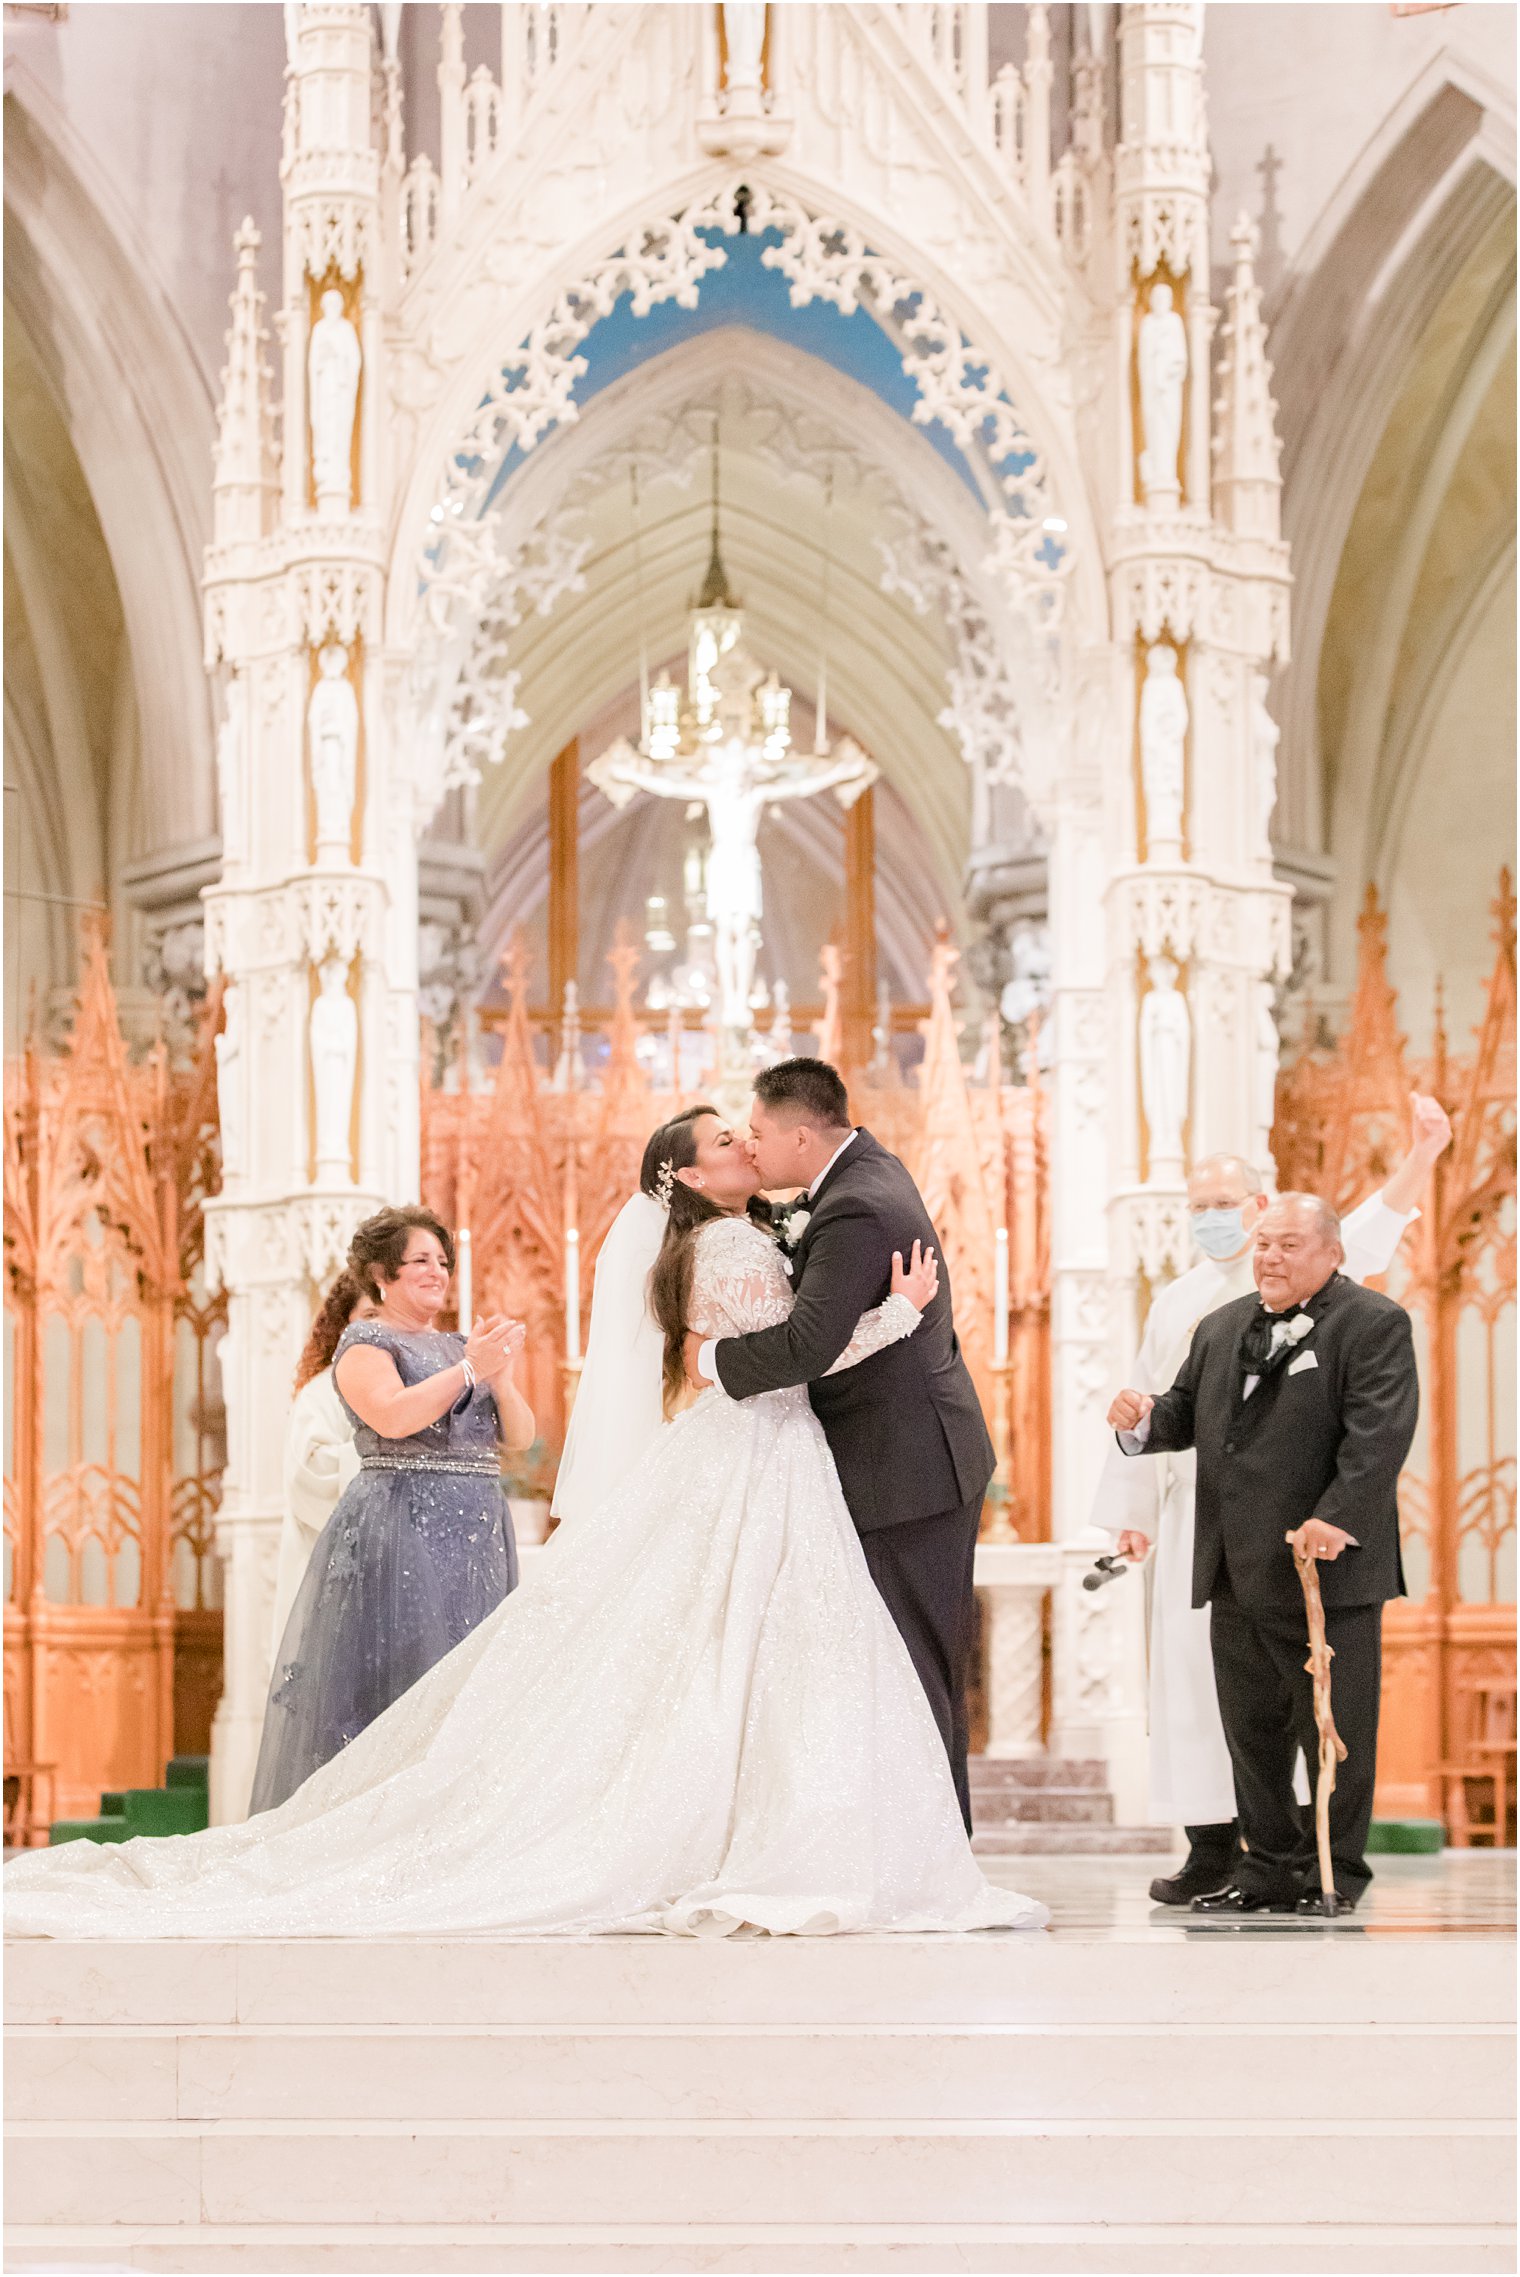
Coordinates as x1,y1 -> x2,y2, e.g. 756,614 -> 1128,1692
1191,1207 -> 1250,1261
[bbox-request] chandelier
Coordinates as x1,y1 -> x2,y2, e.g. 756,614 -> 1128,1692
640,448 -> 792,769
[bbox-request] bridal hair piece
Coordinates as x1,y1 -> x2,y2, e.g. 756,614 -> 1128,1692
655,1158 -> 677,1210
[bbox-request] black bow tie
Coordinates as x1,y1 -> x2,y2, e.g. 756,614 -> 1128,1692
1240,1305 -> 1302,1386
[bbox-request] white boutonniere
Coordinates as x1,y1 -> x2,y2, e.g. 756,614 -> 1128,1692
783,1208 -> 812,1249
1284,1312 -> 1315,1346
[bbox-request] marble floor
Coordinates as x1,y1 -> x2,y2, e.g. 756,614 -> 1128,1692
983,1846 -> 1518,1939
6,1851 -> 1514,2276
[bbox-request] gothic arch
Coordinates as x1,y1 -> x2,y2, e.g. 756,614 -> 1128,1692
4,69 -> 216,872
386,155 -> 1105,670
447,325 -> 1035,995
462,328 -> 1022,868
1271,61 -> 1515,860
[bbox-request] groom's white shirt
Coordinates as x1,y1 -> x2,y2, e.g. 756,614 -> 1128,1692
808,1128 -> 857,1198
696,1128 -> 860,1386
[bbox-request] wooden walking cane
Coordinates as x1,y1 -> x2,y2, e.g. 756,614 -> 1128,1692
1289,1534 -> 1350,1916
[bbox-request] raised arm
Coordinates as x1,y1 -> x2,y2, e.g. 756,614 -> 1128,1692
1341,1093 -> 1452,1281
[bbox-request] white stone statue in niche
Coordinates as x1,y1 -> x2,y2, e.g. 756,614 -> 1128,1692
1140,954 -> 1191,1175
1137,280 -> 1187,504
214,983 -> 245,1179
1139,644 -> 1188,856
722,1 -> 767,94
308,288 -> 361,510
307,644 -> 359,861
1250,670 -> 1280,859
311,955 -> 358,1184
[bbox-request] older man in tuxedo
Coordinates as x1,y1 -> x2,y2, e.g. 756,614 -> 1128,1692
1109,1194 -> 1419,1915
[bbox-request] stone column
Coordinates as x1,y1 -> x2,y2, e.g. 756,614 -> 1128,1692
975,1542 -> 1060,1759
1073,4 -> 1292,1819
201,2 -> 400,1825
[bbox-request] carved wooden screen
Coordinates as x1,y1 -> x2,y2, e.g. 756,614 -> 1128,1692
1275,880 -> 1516,1818
420,930 -> 1052,1540
3,936 -> 226,1834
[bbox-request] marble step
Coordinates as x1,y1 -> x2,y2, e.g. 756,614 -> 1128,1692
7,2115 -> 1511,2230
9,2021 -> 1510,2126
6,2220 -> 1515,2273
10,1935 -> 1509,2028
972,1824 -> 1174,1854
971,1788 -> 1115,1826
969,1758 -> 1108,1790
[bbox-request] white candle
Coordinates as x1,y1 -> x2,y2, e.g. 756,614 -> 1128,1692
456,1227 -> 472,1335
565,1225 -> 581,1363
993,1224 -> 1009,1367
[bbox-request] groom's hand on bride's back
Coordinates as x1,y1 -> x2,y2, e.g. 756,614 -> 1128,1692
684,1330 -> 712,1389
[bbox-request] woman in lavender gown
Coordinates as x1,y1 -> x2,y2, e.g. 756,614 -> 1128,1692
249,1206 -> 534,1813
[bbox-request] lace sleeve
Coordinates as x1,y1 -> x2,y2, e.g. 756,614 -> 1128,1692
689,1217 -> 794,1337
822,1294 -> 923,1375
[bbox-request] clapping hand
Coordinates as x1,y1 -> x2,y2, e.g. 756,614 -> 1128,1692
1107,1388 -> 1154,1433
465,1313 -> 524,1383
891,1240 -> 939,1312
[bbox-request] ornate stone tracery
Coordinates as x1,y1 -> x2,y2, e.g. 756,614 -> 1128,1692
37,0 -> 1296,1825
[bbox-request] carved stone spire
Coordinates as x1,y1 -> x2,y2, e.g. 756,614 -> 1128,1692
212,218 -> 279,545
1212,214 -> 1284,541
1115,2 -> 1210,281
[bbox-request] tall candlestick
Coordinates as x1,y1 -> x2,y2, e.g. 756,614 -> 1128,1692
456,1227 -> 472,1335
993,1223 -> 1010,1367
565,1225 -> 581,1363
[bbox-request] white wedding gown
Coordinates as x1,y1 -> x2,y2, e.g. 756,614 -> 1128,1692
5,1218 -> 1045,1940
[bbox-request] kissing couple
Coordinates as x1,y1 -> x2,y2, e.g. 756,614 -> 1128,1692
7,1059 -> 1045,1941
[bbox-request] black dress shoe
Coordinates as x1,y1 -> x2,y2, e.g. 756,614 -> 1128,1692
1149,1858 -> 1236,1906
1295,1889 -> 1358,1917
1189,1884 -> 1297,1915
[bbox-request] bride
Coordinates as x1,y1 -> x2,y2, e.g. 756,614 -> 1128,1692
5,1106 -> 1045,1940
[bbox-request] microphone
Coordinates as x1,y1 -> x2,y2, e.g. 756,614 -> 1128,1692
1082,1553 -> 1130,1592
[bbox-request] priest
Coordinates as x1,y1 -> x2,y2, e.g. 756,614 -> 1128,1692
1091,1093 -> 1452,1903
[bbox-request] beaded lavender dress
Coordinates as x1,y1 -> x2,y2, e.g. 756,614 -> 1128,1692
247,1321 -> 517,1813
6,1219 -> 1044,1940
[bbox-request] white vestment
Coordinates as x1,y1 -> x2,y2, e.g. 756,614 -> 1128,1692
1091,1192 -> 1416,1824
269,1368 -> 360,1660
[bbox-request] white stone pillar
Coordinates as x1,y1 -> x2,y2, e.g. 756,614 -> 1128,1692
975,1542 -> 1059,1759
202,2 -> 402,1825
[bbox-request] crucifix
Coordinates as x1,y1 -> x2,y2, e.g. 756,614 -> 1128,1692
589,433 -> 876,1050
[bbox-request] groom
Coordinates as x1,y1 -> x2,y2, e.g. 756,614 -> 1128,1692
689,1057 -> 995,1829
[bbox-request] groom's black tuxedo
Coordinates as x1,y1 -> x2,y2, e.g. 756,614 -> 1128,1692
713,1129 -> 995,1827
715,1130 -> 995,1529
1132,1269 -> 1418,1901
